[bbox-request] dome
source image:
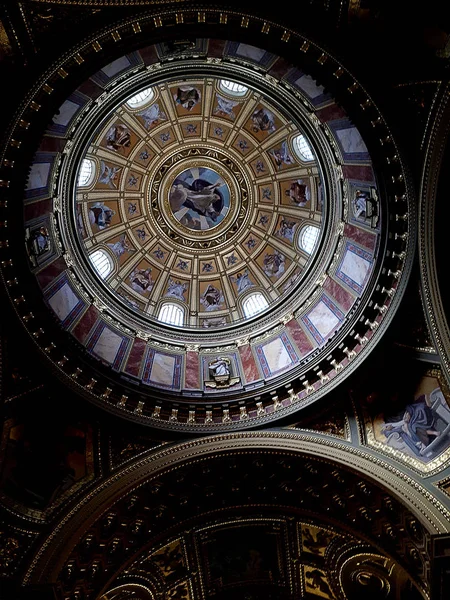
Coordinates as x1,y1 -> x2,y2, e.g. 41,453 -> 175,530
13,35 -> 411,431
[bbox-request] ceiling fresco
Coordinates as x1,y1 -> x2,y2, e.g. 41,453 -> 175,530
75,76 -> 323,327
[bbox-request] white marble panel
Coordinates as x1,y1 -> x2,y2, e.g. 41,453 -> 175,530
93,327 -> 122,364
52,100 -> 79,126
307,300 -> 340,338
236,43 -> 265,61
48,282 -> 79,321
26,162 -> 51,191
101,56 -> 131,77
336,127 -> 368,154
340,248 -> 371,286
150,353 -> 176,385
262,337 -> 292,373
295,75 -> 325,99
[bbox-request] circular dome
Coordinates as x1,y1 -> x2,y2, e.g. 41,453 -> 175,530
0,20 -> 414,431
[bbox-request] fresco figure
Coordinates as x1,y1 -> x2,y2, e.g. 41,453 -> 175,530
165,279 -> 187,301
88,202 -> 115,229
263,251 -> 285,278
251,107 -> 276,134
98,161 -> 120,188
138,103 -> 167,129
231,270 -> 254,294
214,94 -> 239,119
200,285 -> 224,311
173,85 -> 201,110
285,179 -> 310,206
107,234 -> 134,258
276,219 -> 297,243
269,141 -> 294,169
129,268 -> 153,293
105,123 -> 130,152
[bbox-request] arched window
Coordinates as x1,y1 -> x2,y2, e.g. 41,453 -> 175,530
89,249 -> 113,278
126,87 -> 155,108
242,292 -> 269,318
78,158 -> 95,187
299,225 -> 320,254
219,79 -> 248,96
293,134 -> 314,162
158,303 -> 184,327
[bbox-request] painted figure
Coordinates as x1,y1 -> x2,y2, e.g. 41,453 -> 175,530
209,357 -> 231,378
285,179 -> 310,206
166,279 -> 187,301
174,86 -> 201,111
263,251 -> 285,278
170,178 -> 224,224
251,107 -> 276,134
129,267 -> 153,293
105,124 -> 130,152
98,161 -> 120,188
107,234 -> 134,258
200,284 -> 224,311
276,219 -> 297,242
88,202 -> 115,229
214,94 -> 239,119
269,141 -> 294,169
231,270 -> 254,294
138,103 -> 167,129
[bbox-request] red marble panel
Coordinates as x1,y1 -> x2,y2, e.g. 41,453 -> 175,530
24,199 -> 52,222
323,277 -> 355,312
344,223 -> 376,251
286,320 -> 314,356
208,39 -> 227,58
125,338 -> 147,377
139,44 -> 158,66
342,165 -> 375,182
72,305 -> 99,345
268,57 -> 292,79
38,136 -> 66,152
78,79 -> 104,98
238,344 -> 260,383
35,257 -> 67,289
316,104 -> 347,123
185,351 -> 200,389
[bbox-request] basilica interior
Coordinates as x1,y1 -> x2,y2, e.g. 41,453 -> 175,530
0,1 -> 450,599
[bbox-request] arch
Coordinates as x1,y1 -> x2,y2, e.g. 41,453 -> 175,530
89,248 -> 113,279
219,79 -> 249,96
77,158 -> 95,187
293,133 -> 314,162
125,87 -> 155,108
157,302 -> 184,326
242,291 -> 269,318
298,224 -> 320,254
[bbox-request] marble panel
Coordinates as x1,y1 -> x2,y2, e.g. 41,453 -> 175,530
236,43 -> 265,61
336,127 -> 368,154
92,326 -> 123,365
36,257 -> 67,289
304,299 -> 341,341
316,104 -> 347,123
323,277 -> 355,311
150,352 -> 176,386
344,223 -> 377,251
337,243 -> 372,292
102,56 -> 131,78
52,99 -> 79,126
72,305 -> 99,344
185,351 -> 200,389
257,334 -> 299,378
342,165 -> 375,182
26,162 -> 50,191
294,74 -> 325,99
48,281 -> 79,321
125,338 -> 147,377
286,319 -> 314,356
239,344 -> 261,383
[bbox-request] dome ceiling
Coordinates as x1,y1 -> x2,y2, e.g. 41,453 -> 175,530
0,20 -> 414,430
76,75 -> 323,329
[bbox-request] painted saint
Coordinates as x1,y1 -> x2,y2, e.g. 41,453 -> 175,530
231,270 -> 254,294
107,234 -> 134,257
137,103 -> 167,129
165,279 -> 187,301
269,141 -> 294,169
88,202 -> 115,230
173,86 -> 201,111
98,161 -> 120,188
263,251 -> 285,278
129,267 -> 153,294
214,94 -> 239,120
105,123 -> 131,152
276,219 -> 297,243
250,107 -> 276,134
285,179 -> 311,206
26,226 -> 50,264
200,284 -> 224,312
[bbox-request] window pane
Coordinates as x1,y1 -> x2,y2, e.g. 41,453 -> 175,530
219,80 -> 248,96
158,303 -> 184,326
89,249 -> 112,278
126,88 -> 155,108
293,134 -> 314,161
243,293 -> 269,318
299,225 -> 320,254
78,158 -> 94,187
